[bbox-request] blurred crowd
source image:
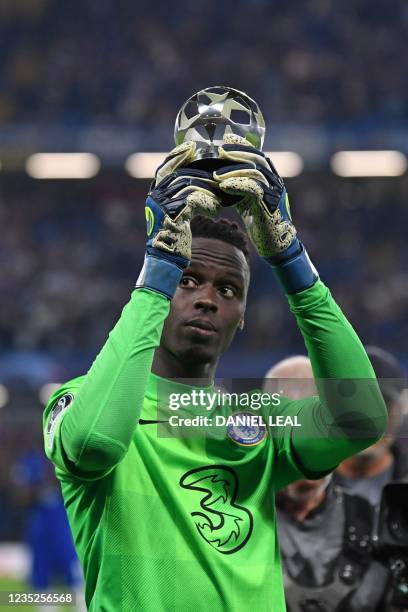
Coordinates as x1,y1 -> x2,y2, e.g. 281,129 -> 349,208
0,0 -> 407,127
1,173 -> 408,376
1,0 -> 408,604
0,405 -> 39,540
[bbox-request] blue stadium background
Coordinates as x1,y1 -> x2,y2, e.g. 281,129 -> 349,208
0,0 -> 407,566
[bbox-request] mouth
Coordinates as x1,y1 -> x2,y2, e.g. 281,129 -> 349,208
185,318 -> 217,336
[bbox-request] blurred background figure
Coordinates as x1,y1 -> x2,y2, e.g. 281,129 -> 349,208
334,346 -> 408,507
264,355 -> 316,399
267,356 -> 390,612
11,448 -> 86,611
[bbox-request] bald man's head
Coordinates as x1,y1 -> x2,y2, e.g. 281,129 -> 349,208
263,355 -> 316,399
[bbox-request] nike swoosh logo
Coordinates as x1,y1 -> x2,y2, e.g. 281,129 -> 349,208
138,419 -> 168,425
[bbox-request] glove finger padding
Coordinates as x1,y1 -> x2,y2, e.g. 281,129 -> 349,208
151,213 -> 192,256
166,171 -> 220,205
155,141 -> 197,186
218,173 -> 296,257
138,146 -> 221,300
213,135 -> 297,259
154,170 -> 221,220
239,190 -> 297,258
147,171 -> 221,259
151,189 -> 219,256
218,134 -> 270,173
214,165 -> 269,209
214,164 -> 268,186
212,135 -> 318,294
185,187 -> 220,217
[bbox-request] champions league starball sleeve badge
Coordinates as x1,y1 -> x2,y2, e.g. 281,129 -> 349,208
174,86 -> 266,167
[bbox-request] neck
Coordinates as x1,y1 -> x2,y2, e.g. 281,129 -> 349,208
284,491 -> 326,522
337,448 -> 394,478
152,346 -> 217,386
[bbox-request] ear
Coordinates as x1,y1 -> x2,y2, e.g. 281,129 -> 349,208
238,318 -> 245,331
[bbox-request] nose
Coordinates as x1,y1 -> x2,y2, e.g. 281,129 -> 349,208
193,285 -> 218,313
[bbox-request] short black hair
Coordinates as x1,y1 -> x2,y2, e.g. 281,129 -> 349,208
191,215 -> 250,262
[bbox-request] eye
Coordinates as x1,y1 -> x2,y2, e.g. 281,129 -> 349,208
180,276 -> 198,288
218,286 -> 236,298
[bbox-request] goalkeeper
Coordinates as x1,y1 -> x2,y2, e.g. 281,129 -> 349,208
43,136 -> 387,611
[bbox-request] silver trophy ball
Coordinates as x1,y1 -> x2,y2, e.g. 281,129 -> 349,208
174,86 -> 265,168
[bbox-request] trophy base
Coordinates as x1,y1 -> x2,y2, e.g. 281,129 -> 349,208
185,158 -> 242,208
185,158 -> 228,172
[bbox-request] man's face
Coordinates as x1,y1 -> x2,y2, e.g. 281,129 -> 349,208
160,237 -> 250,366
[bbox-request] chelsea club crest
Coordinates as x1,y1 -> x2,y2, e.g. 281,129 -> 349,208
226,411 -> 268,447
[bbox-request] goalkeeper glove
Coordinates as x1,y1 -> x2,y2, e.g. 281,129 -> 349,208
136,141 -> 221,299
213,134 -> 318,294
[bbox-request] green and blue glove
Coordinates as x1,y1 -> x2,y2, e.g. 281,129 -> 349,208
136,141 -> 221,299
213,134 -> 318,294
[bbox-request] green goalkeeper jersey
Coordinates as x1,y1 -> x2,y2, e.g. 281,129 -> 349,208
43,282 -> 387,612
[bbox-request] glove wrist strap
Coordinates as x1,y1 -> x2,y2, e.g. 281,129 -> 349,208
135,251 -> 188,299
267,243 -> 319,294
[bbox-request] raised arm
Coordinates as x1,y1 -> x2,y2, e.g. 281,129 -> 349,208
214,135 -> 387,477
44,289 -> 170,478
287,279 -> 387,472
43,142 -> 220,478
